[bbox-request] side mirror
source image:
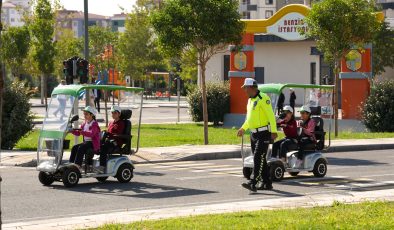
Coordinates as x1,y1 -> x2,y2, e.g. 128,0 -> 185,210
70,115 -> 79,123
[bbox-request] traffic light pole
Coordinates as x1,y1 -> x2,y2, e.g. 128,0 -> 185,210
84,0 -> 90,106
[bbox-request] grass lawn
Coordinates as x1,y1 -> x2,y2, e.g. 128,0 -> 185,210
14,123 -> 394,151
96,201 -> 394,230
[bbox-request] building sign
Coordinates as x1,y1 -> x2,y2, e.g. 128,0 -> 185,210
234,52 -> 247,70
345,50 -> 362,72
266,12 -> 308,41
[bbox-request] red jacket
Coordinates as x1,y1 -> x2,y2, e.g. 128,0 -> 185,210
278,119 -> 298,139
108,119 -> 125,146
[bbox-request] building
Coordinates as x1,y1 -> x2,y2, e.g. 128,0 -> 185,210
111,13 -> 127,33
205,0 -> 393,105
205,2 -> 333,107
239,0 -> 276,19
1,0 -> 31,27
56,9 -> 110,38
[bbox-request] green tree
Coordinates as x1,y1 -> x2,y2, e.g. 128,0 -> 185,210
305,0 -> 380,136
0,26 -> 31,78
54,28 -> 83,78
87,26 -> 118,73
168,48 -> 198,81
0,2 -> 4,218
30,0 -> 57,107
151,0 -> 244,144
118,6 -> 165,82
372,22 -> 394,77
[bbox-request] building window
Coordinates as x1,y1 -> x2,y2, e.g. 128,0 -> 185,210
73,21 -> 78,27
266,0 -> 273,5
10,9 -> 14,14
310,62 -> 316,85
10,18 -> 15,22
242,11 -> 251,19
265,10 -> 273,18
242,0 -> 251,4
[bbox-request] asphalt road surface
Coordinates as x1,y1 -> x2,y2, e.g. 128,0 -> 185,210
31,106 -> 191,125
2,149 -> 394,224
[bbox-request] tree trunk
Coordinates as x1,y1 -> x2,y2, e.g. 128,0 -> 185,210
200,63 -> 209,145
41,74 -> 45,105
44,74 -> 48,110
333,61 -> 340,137
0,1 -> 4,226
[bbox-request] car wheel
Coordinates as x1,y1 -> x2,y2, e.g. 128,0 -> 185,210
270,163 -> 285,181
313,159 -> 327,177
38,172 -> 55,186
116,163 -> 133,183
243,167 -> 253,180
62,167 -> 80,187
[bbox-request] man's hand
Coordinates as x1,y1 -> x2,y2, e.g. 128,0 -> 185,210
237,128 -> 245,137
271,133 -> 278,140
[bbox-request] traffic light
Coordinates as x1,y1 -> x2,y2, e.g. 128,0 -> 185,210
63,59 -> 73,84
62,56 -> 89,84
77,58 -> 89,84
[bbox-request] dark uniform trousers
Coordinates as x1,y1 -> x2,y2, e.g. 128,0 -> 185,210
250,130 -> 272,185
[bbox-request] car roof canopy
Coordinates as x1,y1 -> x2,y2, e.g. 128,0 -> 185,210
258,83 -> 334,95
52,84 -> 144,97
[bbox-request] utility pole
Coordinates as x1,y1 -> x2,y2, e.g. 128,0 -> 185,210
0,1 -> 4,228
84,0 -> 90,106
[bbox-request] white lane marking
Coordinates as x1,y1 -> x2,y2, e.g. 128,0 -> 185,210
166,165 -> 234,171
153,163 -> 212,169
328,165 -> 392,170
191,167 -> 240,173
362,173 -> 394,178
176,175 -> 232,180
137,161 -> 206,167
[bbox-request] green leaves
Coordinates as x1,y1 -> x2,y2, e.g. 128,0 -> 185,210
118,7 -> 165,80
30,0 -> 56,74
0,26 -> 31,77
362,80 -> 394,132
151,0 -> 244,56
372,22 -> 394,76
305,0 -> 380,64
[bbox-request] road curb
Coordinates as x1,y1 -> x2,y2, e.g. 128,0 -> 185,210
324,143 -> 394,153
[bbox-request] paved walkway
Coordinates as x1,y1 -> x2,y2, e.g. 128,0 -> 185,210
1,138 -> 394,167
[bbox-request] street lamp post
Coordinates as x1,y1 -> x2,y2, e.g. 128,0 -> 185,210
84,0 -> 90,106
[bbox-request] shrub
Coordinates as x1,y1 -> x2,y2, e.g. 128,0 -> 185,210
187,81 -> 230,126
2,80 -> 34,149
362,80 -> 394,132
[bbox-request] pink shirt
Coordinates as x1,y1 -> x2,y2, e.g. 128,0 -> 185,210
71,120 -> 101,152
301,118 -> 316,142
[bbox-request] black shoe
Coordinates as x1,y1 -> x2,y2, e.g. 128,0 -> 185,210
242,182 -> 257,192
262,183 -> 273,190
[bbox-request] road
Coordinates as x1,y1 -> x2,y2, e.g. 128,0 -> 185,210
1,149 -> 394,224
32,106 -> 192,125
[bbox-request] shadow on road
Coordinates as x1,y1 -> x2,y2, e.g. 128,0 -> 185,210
326,157 -> 387,166
134,171 -> 165,176
51,181 -> 217,199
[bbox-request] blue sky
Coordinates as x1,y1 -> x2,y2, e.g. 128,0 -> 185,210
58,0 -> 137,16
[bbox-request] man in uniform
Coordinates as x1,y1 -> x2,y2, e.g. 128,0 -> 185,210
237,78 -> 278,192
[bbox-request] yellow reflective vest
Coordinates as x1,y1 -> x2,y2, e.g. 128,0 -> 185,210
241,91 -> 278,133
